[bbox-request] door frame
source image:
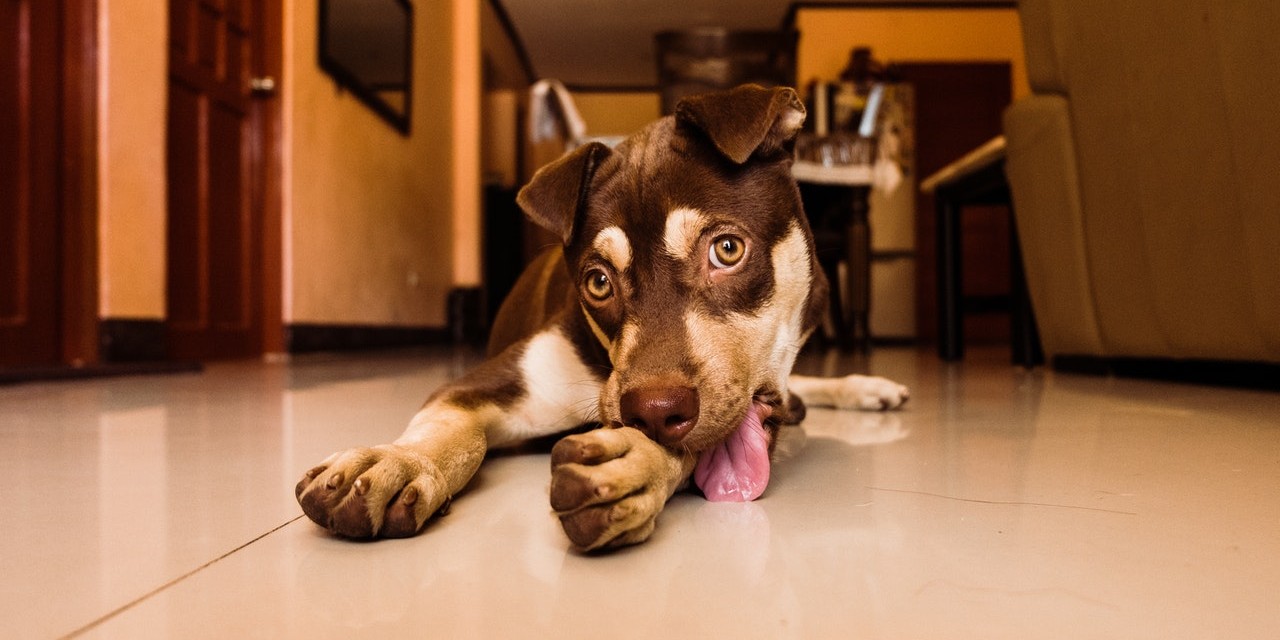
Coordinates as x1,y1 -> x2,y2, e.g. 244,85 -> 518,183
59,0 -> 100,366
258,0 -> 283,354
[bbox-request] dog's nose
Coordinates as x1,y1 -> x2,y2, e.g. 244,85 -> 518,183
619,386 -> 699,446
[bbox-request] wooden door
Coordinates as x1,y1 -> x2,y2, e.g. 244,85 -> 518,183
1,1 -> 62,366
167,0 -> 268,360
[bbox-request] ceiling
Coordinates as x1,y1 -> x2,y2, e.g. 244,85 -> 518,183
493,0 -> 1007,90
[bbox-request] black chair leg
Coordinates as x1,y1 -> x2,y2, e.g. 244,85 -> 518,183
937,199 -> 964,361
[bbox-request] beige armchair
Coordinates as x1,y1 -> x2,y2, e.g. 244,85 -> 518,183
1004,0 -> 1280,364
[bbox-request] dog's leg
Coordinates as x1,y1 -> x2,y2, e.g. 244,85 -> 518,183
549,426 -> 695,552
295,326 -> 604,539
788,374 -> 910,411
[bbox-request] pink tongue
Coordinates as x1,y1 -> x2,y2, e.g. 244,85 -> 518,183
694,401 -> 773,502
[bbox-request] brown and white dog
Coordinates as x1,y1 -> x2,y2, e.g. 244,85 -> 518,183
295,84 -> 909,551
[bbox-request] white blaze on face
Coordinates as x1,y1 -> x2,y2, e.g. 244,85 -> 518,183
663,207 -> 707,259
598,321 -> 640,425
762,222 -> 813,392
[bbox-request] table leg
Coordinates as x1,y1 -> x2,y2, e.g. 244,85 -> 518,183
937,198 -> 964,361
849,187 -> 871,353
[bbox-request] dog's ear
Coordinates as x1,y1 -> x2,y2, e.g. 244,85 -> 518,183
676,84 -> 806,164
517,142 -> 612,243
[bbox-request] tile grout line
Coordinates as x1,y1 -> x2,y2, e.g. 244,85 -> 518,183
58,515 -> 306,639
867,486 -> 1139,515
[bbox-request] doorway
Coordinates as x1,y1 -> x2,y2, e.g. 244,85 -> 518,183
166,0 -> 281,360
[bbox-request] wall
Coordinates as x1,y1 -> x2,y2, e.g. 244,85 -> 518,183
572,91 -> 661,138
451,0 -> 481,290
97,0 -> 167,319
284,0 -> 461,326
795,7 -> 1028,99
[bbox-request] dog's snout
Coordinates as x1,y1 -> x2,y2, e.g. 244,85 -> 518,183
619,386 -> 699,446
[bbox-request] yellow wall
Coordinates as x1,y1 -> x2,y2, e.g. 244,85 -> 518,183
795,7 -> 1028,99
284,0 -> 460,326
572,92 -> 662,137
97,0 -> 167,319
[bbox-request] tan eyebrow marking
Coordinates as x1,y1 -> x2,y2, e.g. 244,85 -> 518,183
591,225 -> 632,272
663,207 -> 706,259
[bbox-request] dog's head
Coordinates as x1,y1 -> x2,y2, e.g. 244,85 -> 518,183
518,84 -> 827,464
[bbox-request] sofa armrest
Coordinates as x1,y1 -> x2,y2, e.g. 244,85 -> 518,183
1003,96 -> 1104,358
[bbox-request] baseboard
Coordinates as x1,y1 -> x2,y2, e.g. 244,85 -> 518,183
1054,355 -> 1280,391
0,361 -> 202,386
99,318 -> 167,362
285,323 -> 451,354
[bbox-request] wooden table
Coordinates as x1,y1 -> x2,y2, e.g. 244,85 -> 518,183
921,136 -> 1043,367
793,160 -> 874,352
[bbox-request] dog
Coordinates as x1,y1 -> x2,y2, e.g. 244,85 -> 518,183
295,84 -> 909,551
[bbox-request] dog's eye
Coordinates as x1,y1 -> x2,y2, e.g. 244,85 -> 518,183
584,270 -> 613,300
709,235 -> 746,269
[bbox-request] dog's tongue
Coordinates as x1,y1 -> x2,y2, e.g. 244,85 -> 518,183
694,401 -> 772,502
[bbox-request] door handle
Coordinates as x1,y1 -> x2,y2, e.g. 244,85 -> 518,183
249,76 -> 277,96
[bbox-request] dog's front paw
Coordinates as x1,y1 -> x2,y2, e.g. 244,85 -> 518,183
834,374 -> 911,411
550,427 -> 688,552
295,445 -> 450,539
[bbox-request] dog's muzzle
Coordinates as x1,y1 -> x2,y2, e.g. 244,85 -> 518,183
619,386 -> 699,447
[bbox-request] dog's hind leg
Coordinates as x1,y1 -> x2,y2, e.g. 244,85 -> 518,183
295,325 -> 605,539
788,374 -> 910,412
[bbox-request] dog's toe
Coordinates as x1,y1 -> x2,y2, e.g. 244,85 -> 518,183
295,465 -> 327,499
297,481 -> 336,529
551,429 -> 631,467
558,493 -> 660,551
329,491 -> 376,538
549,464 -> 603,512
297,468 -> 361,531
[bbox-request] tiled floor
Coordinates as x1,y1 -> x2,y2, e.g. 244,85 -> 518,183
2,346 -> 1277,639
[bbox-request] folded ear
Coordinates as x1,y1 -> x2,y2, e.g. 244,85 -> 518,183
675,84 -> 806,164
516,142 -> 612,243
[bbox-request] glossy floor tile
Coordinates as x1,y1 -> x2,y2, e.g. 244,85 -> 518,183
2,347 -> 1277,639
